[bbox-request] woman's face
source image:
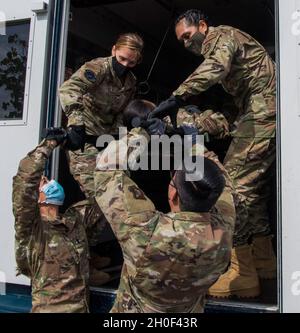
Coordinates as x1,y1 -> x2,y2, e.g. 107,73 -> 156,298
112,46 -> 140,68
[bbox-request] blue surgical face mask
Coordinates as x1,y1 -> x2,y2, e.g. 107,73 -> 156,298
41,180 -> 65,206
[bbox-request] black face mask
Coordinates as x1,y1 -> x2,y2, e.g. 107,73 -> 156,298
112,56 -> 130,78
184,31 -> 206,56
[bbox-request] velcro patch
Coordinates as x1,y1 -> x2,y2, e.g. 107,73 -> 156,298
84,69 -> 97,83
128,185 -> 147,200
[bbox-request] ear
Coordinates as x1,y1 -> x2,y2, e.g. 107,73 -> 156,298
39,176 -> 48,191
38,191 -> 47,204
199,20 -> 208,34
112,45 -> 116,56
170,187 -> 179,205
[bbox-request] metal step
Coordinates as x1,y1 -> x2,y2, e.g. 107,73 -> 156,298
0,294 -> 31,313
205,299 -> 278,313
0,284 -> 279,313
89,287 -> 279,313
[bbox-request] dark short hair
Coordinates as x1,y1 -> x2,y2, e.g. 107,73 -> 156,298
174,157 -> 225,212
123,99 -> 155,129
175,9 -> 209,28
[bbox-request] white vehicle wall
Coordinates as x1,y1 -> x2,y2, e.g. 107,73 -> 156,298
278,0 -> 300,313
0,0 -> 49,286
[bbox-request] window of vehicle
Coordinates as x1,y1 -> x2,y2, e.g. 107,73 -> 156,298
0,21 -> 30,122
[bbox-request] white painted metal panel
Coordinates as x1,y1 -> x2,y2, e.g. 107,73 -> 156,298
0,0 -> 49,286
279,0 -> 300,313
0,0 -> 48,21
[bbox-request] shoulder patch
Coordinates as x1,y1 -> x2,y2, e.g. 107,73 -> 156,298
84,69 -> 97,83
128,185 -> 147,200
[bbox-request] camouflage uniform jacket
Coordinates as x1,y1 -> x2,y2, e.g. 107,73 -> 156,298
59,56 -> 136,136
12,140 -> 100,313
173,26 -> 276,138
94,129 -> 235,313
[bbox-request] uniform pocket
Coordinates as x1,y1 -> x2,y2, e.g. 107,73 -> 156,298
232,94 -> 276,138
43,226 -> 79,278
224,137 -> 254,174
246,138 -> 273,162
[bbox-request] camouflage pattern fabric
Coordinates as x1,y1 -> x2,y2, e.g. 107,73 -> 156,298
94,128 -> 235,313
67,145 -> 110,247
165,108 -> 231,140
60,56 -> 136,244
71,198 -> 107,248
173,25 -> 276,245
12,140 -> 95,313
173,26 -> 275,117
59,56 -> 136,136
224,136 -> 276,246
225,93 -> 276,245
67,143 -> 99,199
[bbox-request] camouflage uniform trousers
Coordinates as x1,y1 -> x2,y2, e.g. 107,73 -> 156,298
67,144 -> 103,246
68,143 -> 99,199
224,94 -> 276,246
171,97 -> 275,247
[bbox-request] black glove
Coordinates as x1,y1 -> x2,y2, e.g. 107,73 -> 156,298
178,125 -> 199,145
65,125 -> 86,152
148,96 -> 185,127
42,127 -> 67,145
131,117 -> 166,136
146,118 -> 166,135
184,105 -> 201,114
180,124 -> 199,135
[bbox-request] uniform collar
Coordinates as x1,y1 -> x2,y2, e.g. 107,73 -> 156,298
201,26 -> 217,55
207,26 -> 216,33
167,211 -> 211,223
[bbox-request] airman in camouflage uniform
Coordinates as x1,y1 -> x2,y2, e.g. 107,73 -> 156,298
173,25 -> 276,241
150,10 -> 277,297
59,35 -> 144,275
94,128 -> 235,313
12,139 -> 105,313
59,33 -> 144,199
